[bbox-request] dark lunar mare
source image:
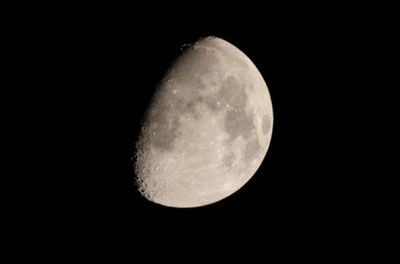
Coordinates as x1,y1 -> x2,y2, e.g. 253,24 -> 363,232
219,75 -> 262,166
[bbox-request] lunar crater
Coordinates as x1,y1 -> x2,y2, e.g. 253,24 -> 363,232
173,47 -> 220,82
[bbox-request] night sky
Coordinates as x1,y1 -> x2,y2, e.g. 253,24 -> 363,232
4,1 -> 398,263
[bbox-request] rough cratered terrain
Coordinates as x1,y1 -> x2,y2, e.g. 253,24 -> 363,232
134,36 -> 273,208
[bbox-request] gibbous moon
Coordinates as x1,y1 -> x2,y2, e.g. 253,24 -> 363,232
134,36 -> 273,208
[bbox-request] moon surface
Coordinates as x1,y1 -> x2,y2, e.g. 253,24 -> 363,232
134,36 -> 273,208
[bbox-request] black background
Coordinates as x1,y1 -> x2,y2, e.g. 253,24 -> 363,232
4,1 -> 398,263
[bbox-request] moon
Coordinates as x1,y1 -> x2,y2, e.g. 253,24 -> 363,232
133,36 -> 273,208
